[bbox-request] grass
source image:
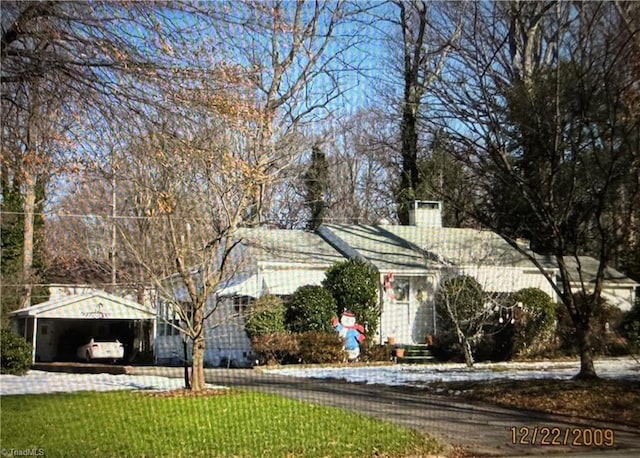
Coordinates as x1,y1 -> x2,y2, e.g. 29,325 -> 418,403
426,378 -> 640,427
0,390 -> 445,458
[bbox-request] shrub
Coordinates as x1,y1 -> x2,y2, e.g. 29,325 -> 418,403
557,295 -> 625,356
360,342 -> 393,362
435,275 -> 486,365
502,288 -> 557,359
322,259 -> 380,337
251,333 -> 299,366
619,297 -> 640,351
298,332 -> 346,364
244,294 -> 286,339
286,285 -> 336,333
1,329 -> 32,375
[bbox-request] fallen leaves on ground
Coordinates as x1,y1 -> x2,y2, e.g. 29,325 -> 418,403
140,388 -> 231,398
428,379 -> 639,427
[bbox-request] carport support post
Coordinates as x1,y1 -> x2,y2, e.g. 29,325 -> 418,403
31,316 -> 38,364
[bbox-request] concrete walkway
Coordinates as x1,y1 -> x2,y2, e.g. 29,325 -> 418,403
131,366 -> 640,457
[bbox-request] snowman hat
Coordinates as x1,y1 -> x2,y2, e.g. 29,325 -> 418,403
342,310 -> 355,317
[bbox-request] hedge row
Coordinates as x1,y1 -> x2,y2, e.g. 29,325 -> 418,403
251,332 -> 393,365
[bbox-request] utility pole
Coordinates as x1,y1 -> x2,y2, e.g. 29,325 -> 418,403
110,153 -> 117,293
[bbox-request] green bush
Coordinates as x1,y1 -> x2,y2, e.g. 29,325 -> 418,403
1,329 -> 32,375
244,294 -> 286,339
251,333 -> 299,366
286,285 -> 336,333
507,288 -> 557,358
298,332 -> 346,364
322,259 -> 380,337
619,297 -> 640,351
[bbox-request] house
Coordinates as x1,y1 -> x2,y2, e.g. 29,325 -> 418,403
153,229 -> 346,366
317,202 -> 557,345
532,254 -> 638,312
155,201 -> 569,366
13,202 -> 635,366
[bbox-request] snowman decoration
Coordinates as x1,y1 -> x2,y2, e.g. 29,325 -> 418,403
332,311 -> 365,361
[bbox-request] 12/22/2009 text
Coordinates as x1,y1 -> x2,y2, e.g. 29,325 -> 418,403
510,427 -> 614,447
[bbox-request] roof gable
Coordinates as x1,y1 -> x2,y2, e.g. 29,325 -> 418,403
10,291 -> 154,319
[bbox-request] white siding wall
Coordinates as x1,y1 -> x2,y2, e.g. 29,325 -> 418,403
154,294 -> 252,366
379,268 -> 557,345
457,266 -> 556,299
598,286 -> 636,312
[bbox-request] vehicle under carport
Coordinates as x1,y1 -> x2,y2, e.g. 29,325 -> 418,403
10,291 -> 156,364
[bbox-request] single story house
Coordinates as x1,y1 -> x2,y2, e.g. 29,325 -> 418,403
156,201 -> 574,367
15,203 -> 634,367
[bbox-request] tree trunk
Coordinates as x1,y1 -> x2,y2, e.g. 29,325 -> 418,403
456,326 -> 474,367
574,318 -> 598,380
397,103 -> 419,225
190,333 -> 206,392
20,172 -> 36,309
182,339 -> 191,390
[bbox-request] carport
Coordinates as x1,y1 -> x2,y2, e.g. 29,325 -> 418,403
10,291 -> 156,364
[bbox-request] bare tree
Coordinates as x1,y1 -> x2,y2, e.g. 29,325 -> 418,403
386,0 -> 463,223
1,1 -> 197,308
429,1 -> 639,378
206,0 -> 370,225
117,116 -> 266,391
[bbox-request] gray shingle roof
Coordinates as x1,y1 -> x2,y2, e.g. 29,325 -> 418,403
382,225 -> 533,267
235,228 -> 345,268
533,254 -> 638,286
319,224 -> 432,273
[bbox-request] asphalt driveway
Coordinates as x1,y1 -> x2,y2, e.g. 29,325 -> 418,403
131,366 -> 640,457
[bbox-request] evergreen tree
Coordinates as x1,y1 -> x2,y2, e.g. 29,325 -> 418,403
1,182 -> 24,327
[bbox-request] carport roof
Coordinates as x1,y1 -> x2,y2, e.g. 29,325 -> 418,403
10,291 -> 155,320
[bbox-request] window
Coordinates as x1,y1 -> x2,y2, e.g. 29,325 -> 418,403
233,296 -> 253,314
158,299 -> 186,336
393,277 -> 410,302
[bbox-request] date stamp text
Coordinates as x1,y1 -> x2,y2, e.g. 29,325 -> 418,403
510,426 -> 614,447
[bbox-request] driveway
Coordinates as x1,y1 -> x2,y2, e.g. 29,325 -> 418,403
131,366 -> 640,457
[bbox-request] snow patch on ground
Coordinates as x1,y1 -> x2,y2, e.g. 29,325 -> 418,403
0,371 -> 224,396
266,357 -> 640,387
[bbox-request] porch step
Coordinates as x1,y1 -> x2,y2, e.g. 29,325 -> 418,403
395,344 -> 435,364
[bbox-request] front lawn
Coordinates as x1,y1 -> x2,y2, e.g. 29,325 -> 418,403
1,390 -> 445,457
